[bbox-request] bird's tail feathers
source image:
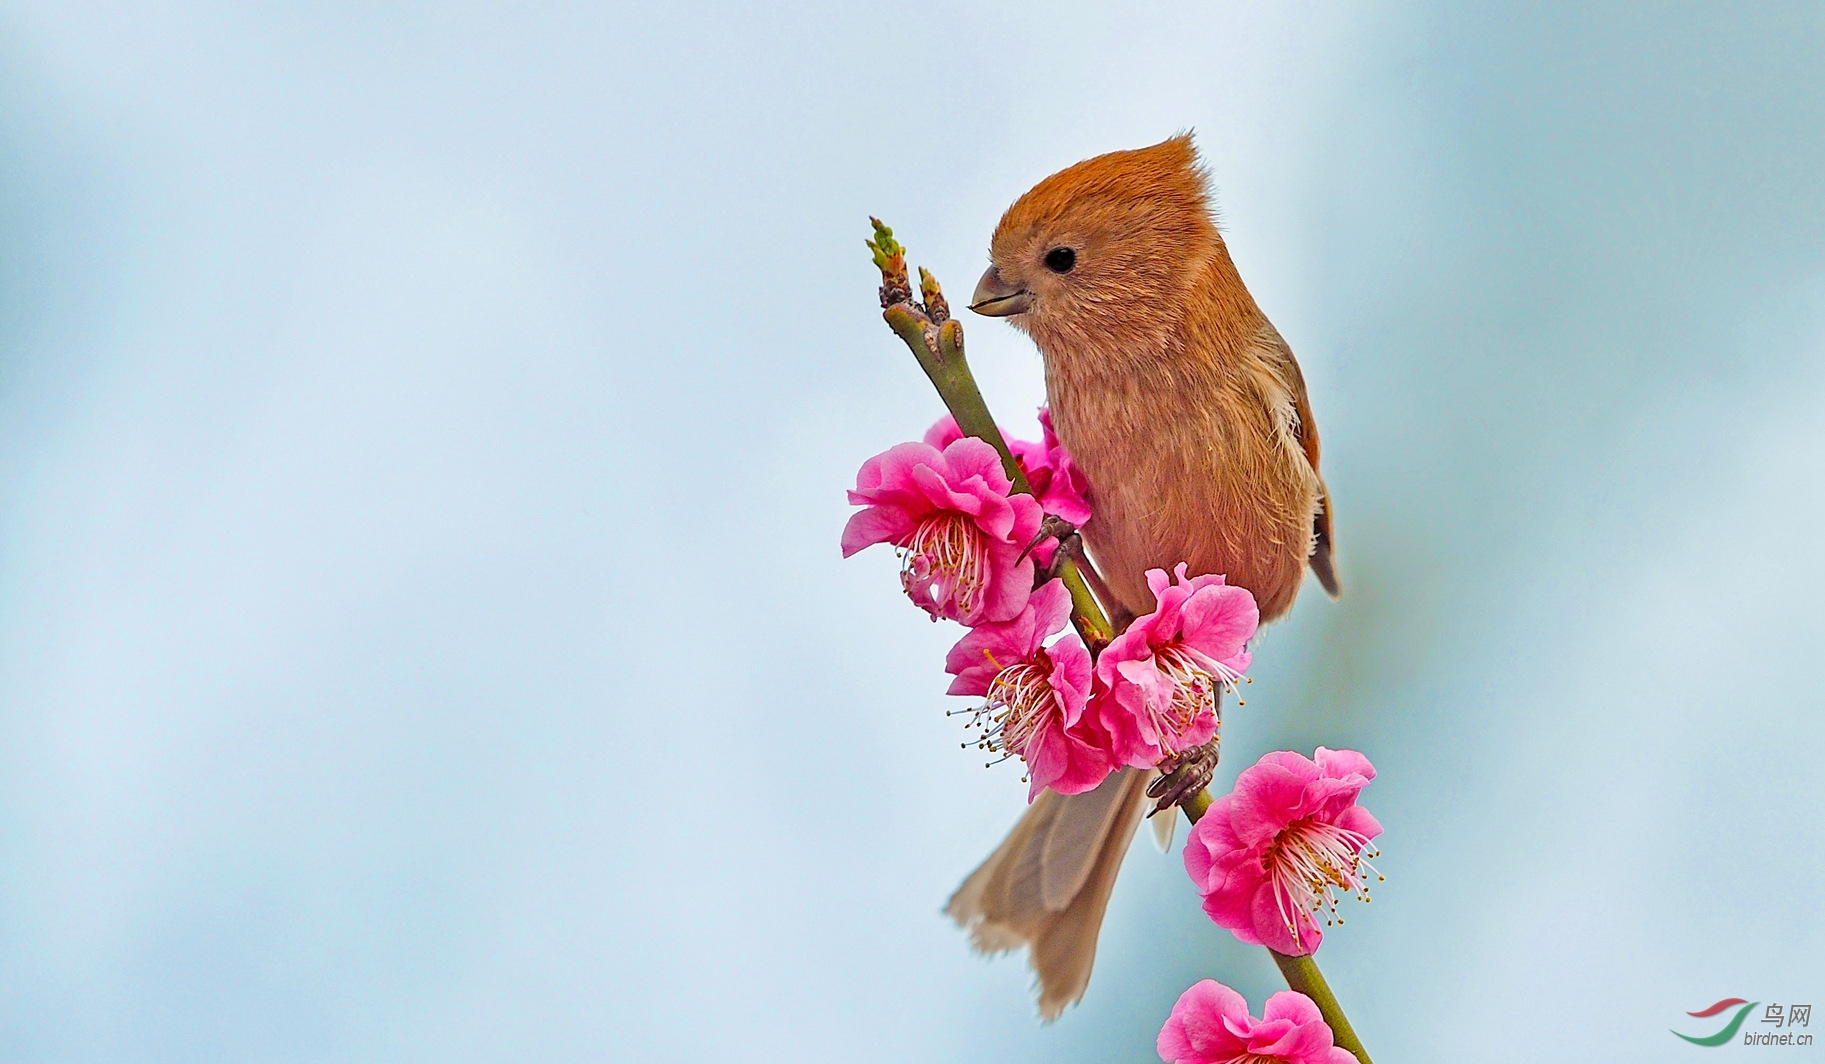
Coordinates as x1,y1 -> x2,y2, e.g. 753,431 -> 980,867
944,768 -> 1152,1020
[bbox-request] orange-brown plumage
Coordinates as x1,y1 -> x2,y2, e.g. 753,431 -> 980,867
979,133 -> 1336,620
948,134 -> 1338,1018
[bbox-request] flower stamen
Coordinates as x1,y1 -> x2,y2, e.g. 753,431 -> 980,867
1265,817 -> 1383,950
1146,644 -> 1240,757
900,514 -> 990,619
958,650 -> 1056,764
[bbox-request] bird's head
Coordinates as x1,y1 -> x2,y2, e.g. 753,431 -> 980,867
970,134 -> 1223,358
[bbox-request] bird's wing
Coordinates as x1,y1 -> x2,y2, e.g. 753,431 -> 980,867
1274,335 -> 1340,598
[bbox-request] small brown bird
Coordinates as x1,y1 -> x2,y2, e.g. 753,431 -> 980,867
949,134 -> 1338,1018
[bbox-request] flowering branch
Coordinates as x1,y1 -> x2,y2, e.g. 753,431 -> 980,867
1179,749 -> 1382,1064
868,220 -> 1115,653
1175,759 -> 1375,1064
865,221 -> 1373,1064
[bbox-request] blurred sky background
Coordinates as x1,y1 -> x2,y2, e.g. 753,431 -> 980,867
3,2 -> 1824,1061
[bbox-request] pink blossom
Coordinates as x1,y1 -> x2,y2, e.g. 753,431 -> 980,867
1158,980 -> 1358,1064
1091,564 -> 1259,767
1032,407 -> 1092,525
842,436 -> 1044,626
924,409 -> 1091,526
1183,748 -> 1383,956
945,581 -> 1116,799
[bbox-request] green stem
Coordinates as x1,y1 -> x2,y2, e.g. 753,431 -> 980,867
1271,952 -> 1374,1064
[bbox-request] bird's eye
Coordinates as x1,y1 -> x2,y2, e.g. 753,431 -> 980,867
1044,247 -> 1076,273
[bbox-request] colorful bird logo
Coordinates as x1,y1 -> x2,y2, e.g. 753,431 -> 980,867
1673,998 -> 1758,1046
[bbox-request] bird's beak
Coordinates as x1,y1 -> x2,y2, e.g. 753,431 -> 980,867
968,265 -> 1031,317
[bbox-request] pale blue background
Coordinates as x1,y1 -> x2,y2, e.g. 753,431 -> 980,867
2,2 -> 1822,1060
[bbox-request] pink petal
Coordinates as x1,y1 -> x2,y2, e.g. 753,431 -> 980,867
1178,584 -> 1260,662
1028,580 -> 1074,640
909,463 -> 994,523
1046,635 -> 1094,724
1029,719 -> 1116,799
1086,682 -> 1136,759
1094,622 -> 1157,686
1187,806 -> 1270,940
1178,567 -> 1230,593
1249,879 -> 1322,956
943,668 -> 992,698
1256,1024 -> 1334,1064
1243,1017 -> 1298,1053
1035,407 -> 1094,525
1008,434 -> 1050,481
1227,759 -> 1313,847
1005,489 -> 1045,545
1299,774 -> 1368,819
1036,405 -> 1064,452
1255,750 -> 1323,780
850,442 -> 946,508
1255,992 -> 1340,1064
1022,720 -> 1068,798
942,620 -> 1030,697
1149,582 -> 1190,641
1158,980 -> 1251,1064
977,541 -> 1037,624
923,414 -> 963,449
1314,746 -> 1377,784
1221,647 -> 1254,676
1040,486 -> 1092,526
1259,990 -> 1325,1028
1182,802 -> 1220,888
939,436 -> 1014,495
1205,894 -> 1265,947
1198,868 -> 1268,942
1334,804 -> 1383,841
1201,854 -> 1267,934
840,505 -> 917,557
1110,662 -> 1175,764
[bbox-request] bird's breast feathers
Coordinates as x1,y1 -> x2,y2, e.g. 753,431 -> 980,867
1043,331 -> 1320,621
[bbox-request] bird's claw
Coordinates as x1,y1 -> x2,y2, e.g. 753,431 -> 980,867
1022,514 -> 1082,584
1018,514 -> 1078,563
1148,735 -> 1221,817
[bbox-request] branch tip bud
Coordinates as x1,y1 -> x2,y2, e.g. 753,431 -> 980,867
919,267 -> 950,324
868,217 -> 913,309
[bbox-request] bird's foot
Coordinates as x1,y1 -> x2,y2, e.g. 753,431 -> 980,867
1023,515 -> 1081,584
1022,518 -> 1136,631
1148,736 -> 1221,817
